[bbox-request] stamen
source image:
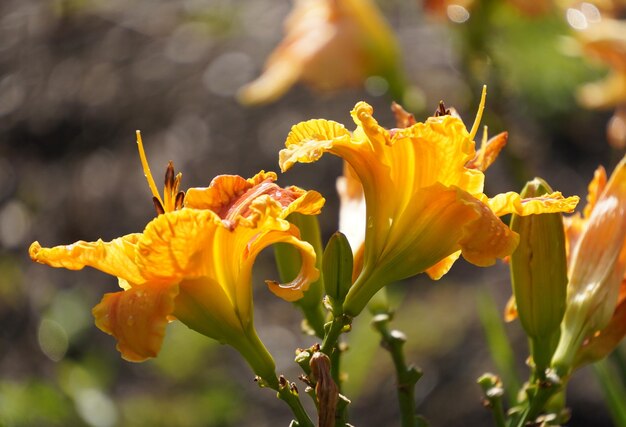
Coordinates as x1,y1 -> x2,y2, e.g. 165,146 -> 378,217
175,191 -> 185,210
136,131 -> 164,208
434,101 -> 450,117
164,161 -> 175,212
469,85 -> 487,141
152,196 -> 165,215
165,161 -> 175,189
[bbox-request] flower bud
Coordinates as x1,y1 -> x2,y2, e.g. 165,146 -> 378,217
509,178 -> 568,370
322,232 -> 354,314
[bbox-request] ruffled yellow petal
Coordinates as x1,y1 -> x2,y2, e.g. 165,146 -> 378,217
280,187 -> 326,218
135,209 -> 224,283
29,235 -> 144,285
280,119 -> 352,172
487,191 -> 580,217
399,115 -> 484,194
93,284 -> 179,362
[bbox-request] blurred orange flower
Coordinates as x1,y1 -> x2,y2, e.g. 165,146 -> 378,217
238,0 -> 403,105
29,134 -> 323,383
576,18 -> 626,109
280,89 -> 579,315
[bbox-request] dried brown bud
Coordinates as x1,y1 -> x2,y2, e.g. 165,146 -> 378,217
310,352 -> 339,427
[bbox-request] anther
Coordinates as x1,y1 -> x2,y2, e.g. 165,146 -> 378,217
434,101 -> 451,117
152,197 -> 165,215
165,161 -> 175,189
175,191 -> 185,210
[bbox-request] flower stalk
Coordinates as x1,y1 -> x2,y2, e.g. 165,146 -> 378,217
372,313 -> 422,427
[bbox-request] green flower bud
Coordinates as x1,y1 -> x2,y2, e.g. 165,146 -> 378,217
509,178 -> 568,372
322,232 -> 354,314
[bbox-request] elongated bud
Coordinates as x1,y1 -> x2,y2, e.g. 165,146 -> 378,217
510,178 -> 568,371
322,232 -> 354,314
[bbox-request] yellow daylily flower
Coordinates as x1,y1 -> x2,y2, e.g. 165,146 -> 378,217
550,155 -> 626,375
238,0 -> 403,105
29,134 -> 324,385
280,89 -> 579,316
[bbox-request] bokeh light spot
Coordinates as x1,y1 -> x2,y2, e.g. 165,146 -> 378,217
364,76 -> 389,97
566,8 -> 588,30
38,318 -> 68,362
447,5 -> 470,24
0,200 -> 31,249
75,388 -> 118,427
202,52 -> 255,97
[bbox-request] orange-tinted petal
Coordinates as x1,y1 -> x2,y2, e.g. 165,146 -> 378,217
29,235 -> 144,285
583,165 -> 608,219
184,172 -> 276,212
425,251 -> 461,280
504,296 -> 518,323
466,131 -> 508,172
93,284 -> 179,362
237,57 -> 303,105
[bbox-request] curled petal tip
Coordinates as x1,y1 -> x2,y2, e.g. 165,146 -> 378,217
29,241 -> 42,261
265,280 -> 305,302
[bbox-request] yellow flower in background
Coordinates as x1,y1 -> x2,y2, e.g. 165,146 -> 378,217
551,156 -> 626,374
238,0 -> 403,105
280,88 -> 579,316
29,133 -> 324,383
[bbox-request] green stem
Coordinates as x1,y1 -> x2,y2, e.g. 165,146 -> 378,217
593,359 -> 626,427
305,304 -> 327,338
330,343 -> 342,393
274,380 -> 315,427
513,381 -> 561,427
476,291 -> 521,406
373,315 -> 422,427
320,315 -> 351,356
490,397 -> 507,427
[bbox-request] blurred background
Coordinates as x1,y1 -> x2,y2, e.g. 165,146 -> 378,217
1,0 -> 625,425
